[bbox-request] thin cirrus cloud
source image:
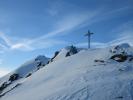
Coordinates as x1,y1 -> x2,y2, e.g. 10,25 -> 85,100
0,5 -> 132,52
38,10 -> 101,40
44,4 -> 132,40
0,9 -> 101,52
0,32 -> 33,51
24,9 -> 102,49
0,32 -> 67,52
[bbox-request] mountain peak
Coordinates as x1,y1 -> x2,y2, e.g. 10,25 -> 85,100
35,55 -> 49,61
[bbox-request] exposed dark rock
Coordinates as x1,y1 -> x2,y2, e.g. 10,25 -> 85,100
121,51 -> 126,55
0,82 -> 11,93
51,51 -> 59,62
110,54 -> 128,62
36,62 -> 42,70
34,55 -> 49,68
0,83 -> 21,98
112,51 -> 116,53
35,55 -> 46,61
9,73 -> 19,82
0,82 -> 8,92
118,68 -> 125,71
36,60 -> 47,70
94,59 -> 105,63
114,45 -> 120,50
37,62 -> 42,66
47,61 -> 50,64
69,45 -> 78,55
115,96 -> 123,99
65,45 -> 78,57
42,64 -> 45,66
26,73 -> 32,78
110,43 -> 130,55
66,52 -> 70,57
109,49 -> 116,53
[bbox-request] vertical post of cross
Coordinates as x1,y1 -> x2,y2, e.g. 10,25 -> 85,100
85,30 -> 94,49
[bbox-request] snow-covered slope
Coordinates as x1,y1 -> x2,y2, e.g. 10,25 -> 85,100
15,55 -> 50,77
0,43 -> 133,100
0,55 -> 49,87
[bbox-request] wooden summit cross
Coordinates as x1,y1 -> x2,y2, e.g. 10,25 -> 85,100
85,30 -> 94,49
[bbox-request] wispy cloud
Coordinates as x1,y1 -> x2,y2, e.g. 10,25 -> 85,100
80,6 -> 132,28
0,32 -> 33,51
0,32 -> 68,52
0,3 -> 132,52
39,10 -> 101,40
0,9 -> 101,52
46,3 -> 132,38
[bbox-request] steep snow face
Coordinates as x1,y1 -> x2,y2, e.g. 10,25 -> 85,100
15,55 -> 50,77
0,43 -> 133,100
0,55 -> 49,86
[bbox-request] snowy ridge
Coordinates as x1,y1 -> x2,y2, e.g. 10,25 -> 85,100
15,55 -> 50,77
0,55 -> 49,94
0,43 -> 133,100
51,45 -> 83,62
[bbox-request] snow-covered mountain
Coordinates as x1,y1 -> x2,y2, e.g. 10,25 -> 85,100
0,55 -> 50,89
0,44 -> 133,100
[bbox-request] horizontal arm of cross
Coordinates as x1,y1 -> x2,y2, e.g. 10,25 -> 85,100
85,32 -> 94,36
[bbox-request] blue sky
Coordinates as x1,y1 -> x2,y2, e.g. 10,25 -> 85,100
0,0 -> 133,77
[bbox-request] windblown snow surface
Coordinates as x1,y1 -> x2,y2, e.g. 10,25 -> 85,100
0,43 -> 133,100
